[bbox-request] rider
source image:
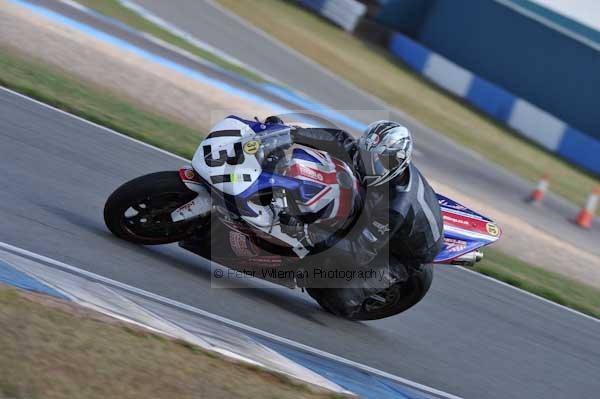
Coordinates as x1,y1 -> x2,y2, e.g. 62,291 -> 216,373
271,116 -> 444,317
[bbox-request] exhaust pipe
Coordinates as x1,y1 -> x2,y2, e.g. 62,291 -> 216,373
450,250 -> 484,267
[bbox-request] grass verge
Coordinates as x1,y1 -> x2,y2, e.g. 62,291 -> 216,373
475,249 -> 600,319
0,284 -> 344,399
1,42 -> 598,320
217,0 -> 600,213
74,0 -> 265,82
0,47 -> 202,159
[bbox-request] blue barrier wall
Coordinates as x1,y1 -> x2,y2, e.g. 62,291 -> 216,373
388,32 -> 600,176
416,0 -> 600,141
375,0 -> 432,36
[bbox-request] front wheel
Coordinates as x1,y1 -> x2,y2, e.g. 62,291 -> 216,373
307,264 -> 433,320
104,171 -> 200,245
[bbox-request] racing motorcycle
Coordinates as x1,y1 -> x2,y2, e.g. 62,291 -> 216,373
104,116 -> 501,320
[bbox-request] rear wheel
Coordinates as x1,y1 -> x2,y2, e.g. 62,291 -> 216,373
104,172 -> 200,245
307,264 -> 433,320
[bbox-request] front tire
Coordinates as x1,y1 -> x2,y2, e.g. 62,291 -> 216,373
104,172 -> 199,245
307,264 -> 433,320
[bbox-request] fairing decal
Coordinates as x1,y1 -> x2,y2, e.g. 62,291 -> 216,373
434,194 -> 501,263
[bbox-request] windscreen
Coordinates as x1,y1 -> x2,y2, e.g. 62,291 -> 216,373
253,127 -> 292,167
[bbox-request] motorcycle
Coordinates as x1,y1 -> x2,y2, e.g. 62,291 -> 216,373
104,116 -> 501,320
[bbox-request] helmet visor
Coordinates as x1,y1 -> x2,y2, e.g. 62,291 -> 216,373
356,148 -> 391,178
356,147 -> 408,186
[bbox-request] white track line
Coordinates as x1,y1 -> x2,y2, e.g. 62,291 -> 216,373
0,87 -> 188,163
3,85 -> 598,325
0,240 -> 460,399
117,0 -> 279,83
204,0 -> 389,108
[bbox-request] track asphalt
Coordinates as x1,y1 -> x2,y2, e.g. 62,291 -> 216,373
25,0 -> 600,256
1,89 -> 599,398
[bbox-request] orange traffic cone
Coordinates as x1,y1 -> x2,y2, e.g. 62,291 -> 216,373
528,175 -> 549,203
575,187 -> 600,229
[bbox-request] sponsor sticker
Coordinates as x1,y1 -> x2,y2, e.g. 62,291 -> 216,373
443,214 -> 470,226
299,165 -> 324,181
486,223 -> 499,237
444,238 -> 467,252
243,140 -> 260,154
438,198 -> 468,211
229,231 -> 258,257
183,168 -> 195,180
372,221 -> 390,236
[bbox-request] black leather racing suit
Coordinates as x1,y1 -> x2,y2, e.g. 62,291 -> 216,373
292,127 -> 444,315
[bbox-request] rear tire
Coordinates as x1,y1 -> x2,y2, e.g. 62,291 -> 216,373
307,264 -> 433,320
104,171 -> 199,245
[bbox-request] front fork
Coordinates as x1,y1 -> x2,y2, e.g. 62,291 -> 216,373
170,166 -> 212,222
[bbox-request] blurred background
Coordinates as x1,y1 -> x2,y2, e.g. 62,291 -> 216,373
1,1 -> 599,398
315,0 -> 600,176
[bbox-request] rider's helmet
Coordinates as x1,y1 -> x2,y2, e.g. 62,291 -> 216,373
354,120 -> 413,187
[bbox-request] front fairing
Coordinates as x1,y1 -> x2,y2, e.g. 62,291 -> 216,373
192,122 -> 292,196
